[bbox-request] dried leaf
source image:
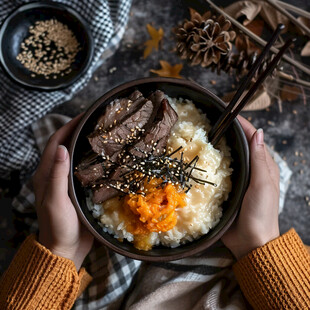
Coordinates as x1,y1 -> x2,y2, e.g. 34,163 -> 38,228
144,24 -> 164,59
224,1 -> 289,32
280,85 -> 301,101
235,33 -> 261,54
222,87 -> 271,111
150,60 -> 183,78
224,1 -> 262,25
301,41 -> 310,57
298,17 -> 310,28
245,19 -> 264,36
297,17 -> 310,35
234,20 -> 263,54
259,4 -> 290,32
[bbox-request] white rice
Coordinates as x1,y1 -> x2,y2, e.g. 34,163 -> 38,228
87,97 -> 233,248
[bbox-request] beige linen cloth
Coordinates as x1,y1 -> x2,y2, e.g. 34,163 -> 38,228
12,114 -> 292,310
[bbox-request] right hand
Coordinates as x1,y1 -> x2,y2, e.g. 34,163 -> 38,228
222,116 -> 280,260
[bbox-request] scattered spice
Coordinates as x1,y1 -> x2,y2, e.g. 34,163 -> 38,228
109,67 -> 117,74
16,19 -> 80,77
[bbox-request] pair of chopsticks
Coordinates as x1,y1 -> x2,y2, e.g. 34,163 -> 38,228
209,24 -> 295,146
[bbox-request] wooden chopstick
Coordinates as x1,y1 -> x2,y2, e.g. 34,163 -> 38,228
208,24 -> 285,144
210,37 -> 294,146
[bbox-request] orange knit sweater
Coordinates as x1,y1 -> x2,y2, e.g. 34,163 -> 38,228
233,229 -> 310,309
0,235 -> 92,310
0,229 -> 309,309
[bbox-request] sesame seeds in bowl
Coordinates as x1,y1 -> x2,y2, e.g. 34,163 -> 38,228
0,2 -> 93,90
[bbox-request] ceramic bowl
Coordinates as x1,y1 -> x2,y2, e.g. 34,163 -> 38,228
68,77 -> 250,261
0,2 -> 93,90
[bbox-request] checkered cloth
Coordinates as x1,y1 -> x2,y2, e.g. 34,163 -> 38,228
0,0 -> 132,181
11,113 -> 292,309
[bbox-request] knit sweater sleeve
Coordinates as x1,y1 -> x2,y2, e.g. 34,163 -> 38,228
0,235 -> 92,310
233,228 -> 310,310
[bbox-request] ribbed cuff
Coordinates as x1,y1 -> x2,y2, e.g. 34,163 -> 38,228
233,229 -> 310,310
0,235 -> 91,310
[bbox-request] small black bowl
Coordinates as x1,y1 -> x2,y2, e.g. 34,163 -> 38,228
69,77 -> 250,262
0,1 -> 93,90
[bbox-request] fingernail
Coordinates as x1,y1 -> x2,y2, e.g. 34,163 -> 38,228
55,145 -> 68,162
256,128 -> 264,145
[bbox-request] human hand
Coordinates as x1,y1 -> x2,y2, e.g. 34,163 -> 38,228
222,116 -> 280,260
33,115 -> 94,270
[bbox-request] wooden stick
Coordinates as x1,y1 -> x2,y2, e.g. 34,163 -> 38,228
265,0 -> 310,37
277,1 -> 310,19
277,70 -> 310,88
211,39 -> 294,146
206,0 -> 310,76
209,24 -> 284,142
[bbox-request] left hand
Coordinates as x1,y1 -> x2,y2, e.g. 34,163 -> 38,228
33,115 -> 94,270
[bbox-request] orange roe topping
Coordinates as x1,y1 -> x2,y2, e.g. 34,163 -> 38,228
123,178 -> 186,237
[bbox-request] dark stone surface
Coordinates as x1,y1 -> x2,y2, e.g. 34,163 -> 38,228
1,0 -> 310,274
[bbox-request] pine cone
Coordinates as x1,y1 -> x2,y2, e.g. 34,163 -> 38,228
175,8 -> 236,67
211,50 -> 275,81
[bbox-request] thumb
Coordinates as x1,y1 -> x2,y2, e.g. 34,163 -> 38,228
47,145 -> 70,197
250,129 -> 269,184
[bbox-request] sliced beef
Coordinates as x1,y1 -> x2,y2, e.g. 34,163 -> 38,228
146,90 -> 165,127
96,90 -> 144,130
88,99 -> 154,159
91,168 -> 125,204
130,98 -> 178,157
74,163 -> 104,187
92,98 -> 178,204
129,90 -> 143,101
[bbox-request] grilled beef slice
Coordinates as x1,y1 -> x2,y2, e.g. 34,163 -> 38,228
74,163 -> 104,187
96,90 -> 144,130
88,99 -> 154,159
146,90 -> 165,126
92,98 -> 178,204
130,98 -> 178,157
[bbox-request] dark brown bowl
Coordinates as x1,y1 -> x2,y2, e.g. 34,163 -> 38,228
0,2 -> 93,90
68,77 -> 250,261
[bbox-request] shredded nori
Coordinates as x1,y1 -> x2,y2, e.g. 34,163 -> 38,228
98,146 -> 217,195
